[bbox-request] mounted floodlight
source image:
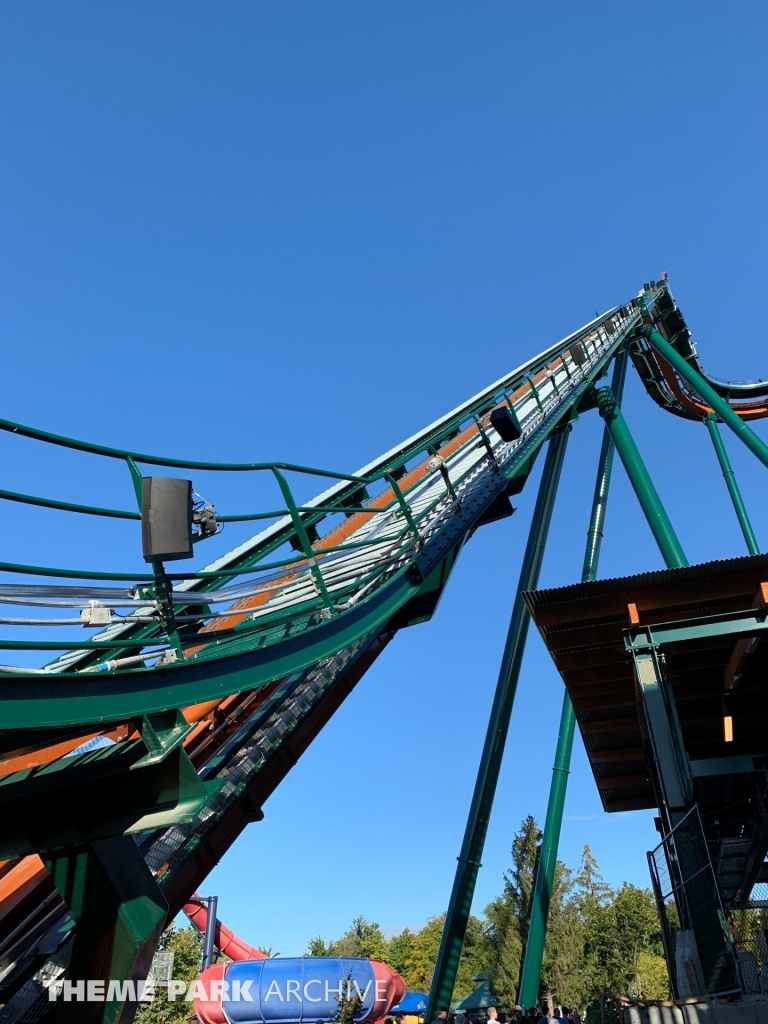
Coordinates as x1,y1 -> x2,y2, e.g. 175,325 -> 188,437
141,477 -> 193,562
489,404 -> 522,443
192,493 -> 221,543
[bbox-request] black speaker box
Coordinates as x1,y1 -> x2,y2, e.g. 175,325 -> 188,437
570,342 -> 587,366
141,477 -> 193,562
489,405 -> 523,443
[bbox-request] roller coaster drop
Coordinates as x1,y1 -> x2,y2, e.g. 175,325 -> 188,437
0,278 -> 767,1022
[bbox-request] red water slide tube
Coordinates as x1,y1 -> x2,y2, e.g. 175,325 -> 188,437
183,894 -> 268,961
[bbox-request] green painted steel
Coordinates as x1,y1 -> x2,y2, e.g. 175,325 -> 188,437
625,606 -> 768,650
690,754 -> 755,777
5,282 -> 767,1017
633,651 -> 691,816
0,487 -> 141,519
0,301 -> 626,489
273,467 -> 335,611
0,486 -> 395,524
424,427 -> 570,1022
0,316 -> 629,720
8,285 -> 764,1019
0,414 -> 377,478
704,413 -> 759,555
45,838 -> 168,1024
0,569 -> 421,728
518,349 -> 629,1006
643,326 -> 768,472
581,353 -> 629,582
595,386 -> 688,569
518,696 -> 577,1005
0,743 -> 219,859
0,305 -> 632,696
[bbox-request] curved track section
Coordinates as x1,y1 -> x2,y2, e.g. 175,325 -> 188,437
0,280 -> 765,1023
629,281 -> 768,420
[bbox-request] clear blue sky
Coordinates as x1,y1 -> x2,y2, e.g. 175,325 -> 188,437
1,1 -> 767,957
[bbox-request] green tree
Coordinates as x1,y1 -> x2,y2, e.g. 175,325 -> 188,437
581,883 -> 668,999
400,915 -> 443,991
303,827 -> 671,1011
311,913 -> 488,1003
307,935 -> 332,956
134,924 -> 203,1024
540,862 -> 583,1010
613,884 -> 666,996
484,895 -> 522,1011
507,815 -> 543,926
633,950 -> 670,1000
329,967 -> 366,1024
387,928 -> 415,977
305,916 -> 388,960
455,914 -> 493,1000
544,845 -> 612,1009
574,846 -> 612,918
485,836 -> 670,1009
396,913 -> 488,1000
486,815 -> 547,1009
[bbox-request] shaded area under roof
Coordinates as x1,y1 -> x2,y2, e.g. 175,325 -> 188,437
523,553 -> 768,813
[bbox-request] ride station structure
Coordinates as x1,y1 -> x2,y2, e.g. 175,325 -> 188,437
0,278 -> 766,1023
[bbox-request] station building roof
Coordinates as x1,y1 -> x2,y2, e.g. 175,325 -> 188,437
523,553 -> 768,812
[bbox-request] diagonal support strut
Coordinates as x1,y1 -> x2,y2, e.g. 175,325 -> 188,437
424,425 -> 570,1021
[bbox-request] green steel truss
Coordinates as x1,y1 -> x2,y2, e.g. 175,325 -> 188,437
2,277 -> 766,1024
0,301 -> 638,723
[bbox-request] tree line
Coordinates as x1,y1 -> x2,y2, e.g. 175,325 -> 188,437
310,816 -> 670,1009
136,814 -> 671,1022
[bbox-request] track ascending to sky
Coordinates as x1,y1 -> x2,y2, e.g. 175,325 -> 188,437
1,279 -> 766,1024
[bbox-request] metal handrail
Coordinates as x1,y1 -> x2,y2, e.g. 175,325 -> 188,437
0,487 -> 388,522
0,302 -> 636,673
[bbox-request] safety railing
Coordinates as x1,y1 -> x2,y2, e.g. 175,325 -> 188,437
0,299 -> 638,675
648,806 -> 743,1000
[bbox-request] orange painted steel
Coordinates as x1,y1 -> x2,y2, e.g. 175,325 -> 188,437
0,697 -> 228,778
650,346 -> 768,420
181,353 -> 563,649
0,856 -> 48,915
0,349 -> 581,966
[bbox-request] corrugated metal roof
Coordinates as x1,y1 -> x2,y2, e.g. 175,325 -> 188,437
524,554 -> 768,814
523,552 -> 768,609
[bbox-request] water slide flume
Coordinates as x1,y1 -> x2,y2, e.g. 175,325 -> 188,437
193,958 -> 406,1024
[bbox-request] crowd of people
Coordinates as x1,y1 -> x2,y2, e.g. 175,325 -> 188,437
406,1003 -> 582,1024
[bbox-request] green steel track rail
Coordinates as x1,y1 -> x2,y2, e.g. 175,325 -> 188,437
0,300 -> 638,731
517,347 -> 629,1006
0,292 -> 643,1024
4,279 -> 767,1024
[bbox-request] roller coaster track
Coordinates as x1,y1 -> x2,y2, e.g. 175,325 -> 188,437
0,279 -> 765,1024
628,284 -> 768,419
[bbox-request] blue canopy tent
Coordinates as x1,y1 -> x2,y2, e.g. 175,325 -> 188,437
390,992 -> 429,1015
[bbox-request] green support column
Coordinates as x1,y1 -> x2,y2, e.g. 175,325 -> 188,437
519,360 -> 690,1006
594,386 -> 688,569
424,427 -> 570,1023
581,354 -> 629,583
518,350 -> 629,1007
46,836 -> 167,1024
704,413 -> 759,555
642,325 -> 768,472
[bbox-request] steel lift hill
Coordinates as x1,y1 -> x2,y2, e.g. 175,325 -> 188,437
0,279 -> 767,1022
